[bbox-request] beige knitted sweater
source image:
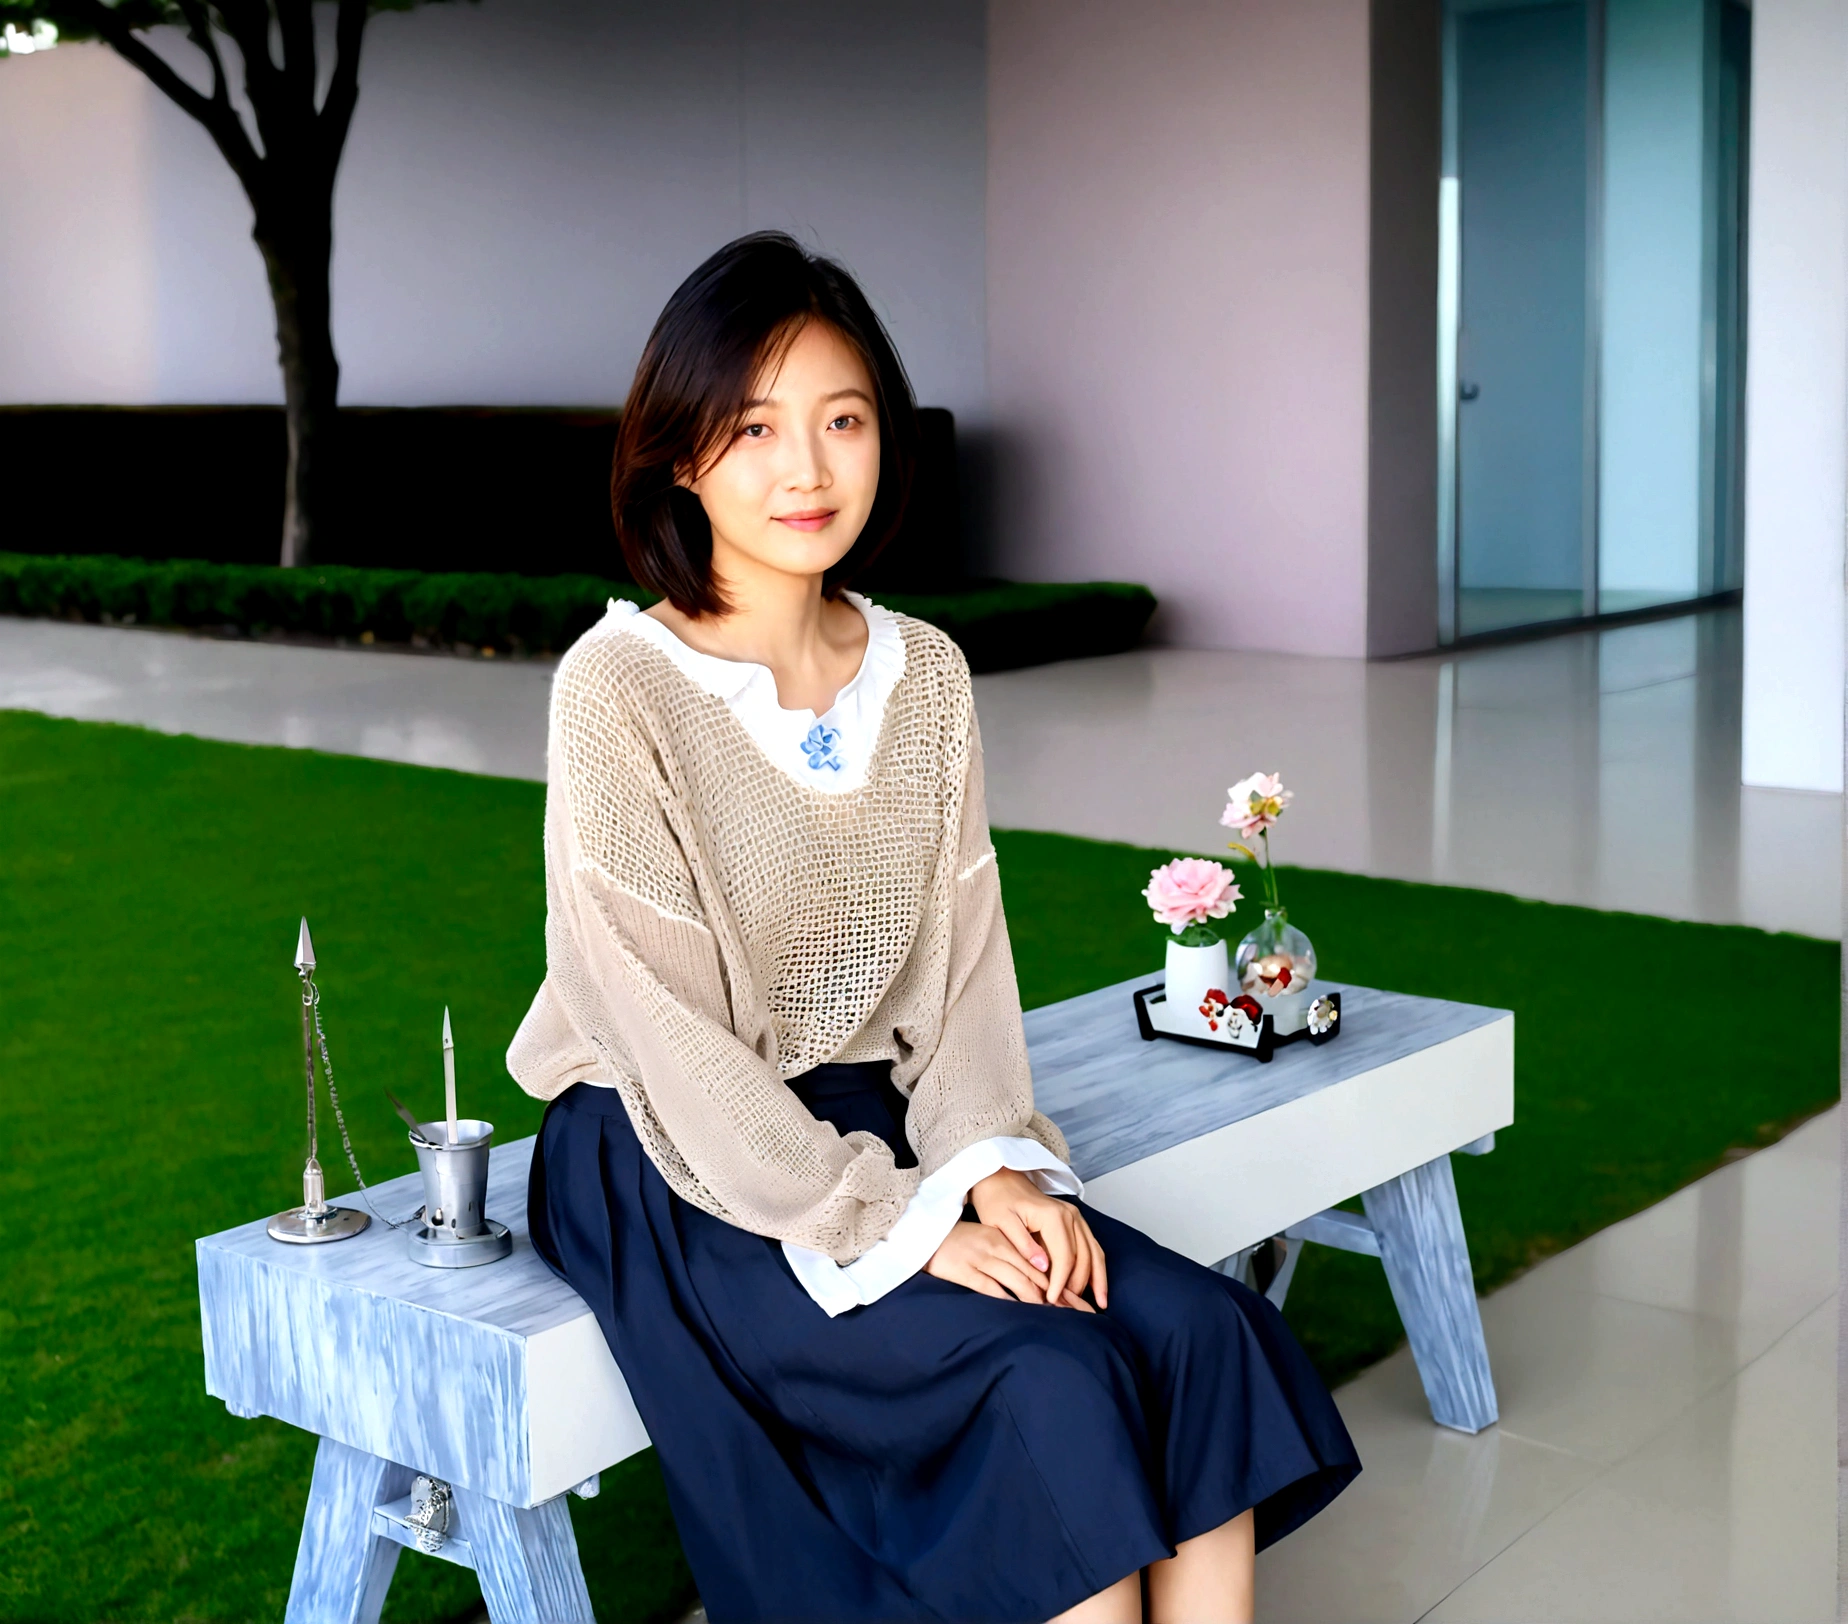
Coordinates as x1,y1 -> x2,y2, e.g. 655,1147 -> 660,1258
506,604 -> 1069,1265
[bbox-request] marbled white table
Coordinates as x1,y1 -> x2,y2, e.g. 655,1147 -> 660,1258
195,974 -> 1511,1623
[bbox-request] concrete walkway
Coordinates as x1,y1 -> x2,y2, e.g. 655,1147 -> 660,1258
0,617 -> 556,779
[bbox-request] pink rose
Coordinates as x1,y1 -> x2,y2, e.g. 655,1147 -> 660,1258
1221,771 -> 1293,838
1142,858 -> 1242,933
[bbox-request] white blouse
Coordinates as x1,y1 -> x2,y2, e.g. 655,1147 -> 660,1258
586,592 -> 1083,1315
606,590 -> 904,792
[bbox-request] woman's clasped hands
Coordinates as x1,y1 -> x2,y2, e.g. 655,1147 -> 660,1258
924,1168 -> 1110,1312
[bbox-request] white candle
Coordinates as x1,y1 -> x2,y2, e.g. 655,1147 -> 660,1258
442,1006 -> 458,1146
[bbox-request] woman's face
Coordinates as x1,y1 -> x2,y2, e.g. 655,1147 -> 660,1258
683,318 -> 881,587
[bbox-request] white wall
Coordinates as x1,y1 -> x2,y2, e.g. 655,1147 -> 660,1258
1740,0 -> 1848,792
985,0 -> 1375,656
1599,0 -> 1708,603
0,0 -> 989,419
0,46 -> 160,399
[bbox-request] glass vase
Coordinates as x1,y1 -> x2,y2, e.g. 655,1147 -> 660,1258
1234,908 -> 1316,1011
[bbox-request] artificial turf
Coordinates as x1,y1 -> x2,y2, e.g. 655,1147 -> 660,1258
0,708 -> 1837,1622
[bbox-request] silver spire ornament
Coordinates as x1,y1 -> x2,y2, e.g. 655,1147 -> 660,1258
267,918 -> 372,1244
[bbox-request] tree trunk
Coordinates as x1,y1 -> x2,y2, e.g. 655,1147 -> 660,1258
257,208 -> 340,570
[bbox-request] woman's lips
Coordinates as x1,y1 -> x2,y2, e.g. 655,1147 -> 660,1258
775,509 -> 836,532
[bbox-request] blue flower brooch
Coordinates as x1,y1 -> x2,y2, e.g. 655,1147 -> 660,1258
801,722 -> 845,773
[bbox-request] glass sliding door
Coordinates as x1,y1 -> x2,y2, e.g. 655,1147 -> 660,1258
1599,0 -> 1711,614
1451,0 -> 1595,639
1438,0 -> 1750,644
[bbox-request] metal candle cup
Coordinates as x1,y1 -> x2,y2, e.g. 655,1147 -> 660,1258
411,1120 -> 495,1238
405,1117 -> 511,1267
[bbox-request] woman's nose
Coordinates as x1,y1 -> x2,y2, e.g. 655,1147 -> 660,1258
782,429 -> 831,492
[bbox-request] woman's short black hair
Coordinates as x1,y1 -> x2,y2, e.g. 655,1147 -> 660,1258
612,232 -> 920,617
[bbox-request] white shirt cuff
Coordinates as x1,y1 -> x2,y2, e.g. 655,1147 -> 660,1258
782,1137 -> 1083,1318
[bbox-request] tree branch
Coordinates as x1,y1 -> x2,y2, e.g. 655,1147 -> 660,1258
275,0 -> 316,111
318,0 -> 367,164
64,0 -> 264,192
62,0 -> 211,119
208,0 -> 293,164
204,2 -> 310,202
171,0 -> 232,111
208,0 -> 278,73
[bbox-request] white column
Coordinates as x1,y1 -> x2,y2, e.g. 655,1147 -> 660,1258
1740,0 -> 1848,792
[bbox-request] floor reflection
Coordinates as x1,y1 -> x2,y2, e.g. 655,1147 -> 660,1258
976,604 -> 1837,939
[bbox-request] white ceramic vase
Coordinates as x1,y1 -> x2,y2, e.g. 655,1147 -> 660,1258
1164,937 -> 1231,1034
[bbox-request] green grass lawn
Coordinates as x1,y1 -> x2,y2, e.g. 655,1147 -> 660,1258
1,710 -> 1837,1622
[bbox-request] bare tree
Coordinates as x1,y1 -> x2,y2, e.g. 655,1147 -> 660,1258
2,1 -> 459,565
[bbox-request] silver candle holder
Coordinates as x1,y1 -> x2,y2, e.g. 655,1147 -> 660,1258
405,1010 -> 511,1268
267,919 -> 372,1245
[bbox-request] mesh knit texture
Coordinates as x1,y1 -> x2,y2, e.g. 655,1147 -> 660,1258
507,604 -> 1069,1265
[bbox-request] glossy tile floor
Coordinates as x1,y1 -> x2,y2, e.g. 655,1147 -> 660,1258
2,606 -> 1839,1621
1259,1106 -> 1838,1623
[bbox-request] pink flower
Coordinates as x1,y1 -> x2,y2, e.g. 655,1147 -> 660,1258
1142,858 -> 1242,933
1221,772 -> 1293,838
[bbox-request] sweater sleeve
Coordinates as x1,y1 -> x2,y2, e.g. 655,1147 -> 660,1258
896,703 -> 1072,1177
781,1134 -> 1082,1315
508,642 -> 921,1264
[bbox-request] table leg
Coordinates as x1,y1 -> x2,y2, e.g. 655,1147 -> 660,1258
1361,1153 -> 1499,1434
452,1484 -> 597,1624
285,1437 -> 414,1624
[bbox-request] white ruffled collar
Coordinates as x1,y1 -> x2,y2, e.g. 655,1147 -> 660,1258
605,590 -> 906,793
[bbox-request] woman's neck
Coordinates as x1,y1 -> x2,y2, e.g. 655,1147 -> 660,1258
645,547 -> 869,715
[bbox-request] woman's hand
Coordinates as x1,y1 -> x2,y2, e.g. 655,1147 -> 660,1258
925,1219 -> 1055,1304
970,1169 -> 1109,1310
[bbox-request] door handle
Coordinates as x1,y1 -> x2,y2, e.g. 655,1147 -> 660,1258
1458,381 -> 1481,401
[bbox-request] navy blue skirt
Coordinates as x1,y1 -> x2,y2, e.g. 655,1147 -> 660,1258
528,1062 -> 1358,1624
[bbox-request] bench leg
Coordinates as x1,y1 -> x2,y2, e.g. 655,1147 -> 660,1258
1215,1235 -> 1306,1309
452,1485 -> 597,1624
286,1437 -> 414,1624
1361,1153 -> 1499,1434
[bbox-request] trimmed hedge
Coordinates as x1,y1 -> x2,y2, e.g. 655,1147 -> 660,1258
876,581 -> 1159,673
0,404 -> 968,590
0,553 -> 1157,674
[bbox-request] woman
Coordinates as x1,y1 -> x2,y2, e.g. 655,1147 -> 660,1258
512,232 -> 1358,1624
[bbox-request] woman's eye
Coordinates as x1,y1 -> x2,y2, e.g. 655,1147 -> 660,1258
829,415 -> 858,431
740,423 -> 769,439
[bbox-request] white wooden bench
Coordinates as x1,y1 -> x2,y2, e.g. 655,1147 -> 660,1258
196,975 -> 1512,1623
